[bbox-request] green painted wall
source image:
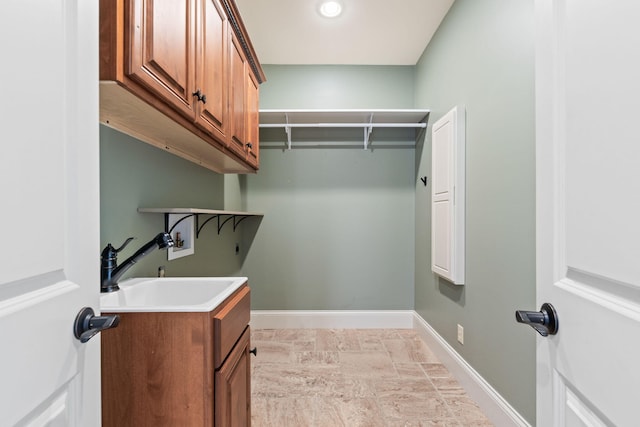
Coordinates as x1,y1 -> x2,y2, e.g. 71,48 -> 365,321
413,0 -> 536,423
100,126 -> 245,280
242,65 -> 417,310
257,65 -> 415,109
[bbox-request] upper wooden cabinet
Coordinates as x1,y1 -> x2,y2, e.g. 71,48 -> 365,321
227,28 -> 261,167
196,0 -> 228,142
228,31 -> 247,160
127,0 -> 197,119
246,71 -> 260,168
100,0 -> 265,173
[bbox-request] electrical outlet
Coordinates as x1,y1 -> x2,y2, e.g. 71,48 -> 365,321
457,324 -> 464,345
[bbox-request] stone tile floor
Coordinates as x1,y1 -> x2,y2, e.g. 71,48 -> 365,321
251,329 -> 493,426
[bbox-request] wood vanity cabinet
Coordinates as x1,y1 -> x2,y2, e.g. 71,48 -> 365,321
99,0 -> 265,174
101,284 -> 252,426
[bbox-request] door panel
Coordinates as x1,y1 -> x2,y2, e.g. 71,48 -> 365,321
0,0 -> 100,425
3,279 -> 80,424
128,0 -> 196,118
196,0 -> 228,141
228,32 -> 247,159
432,201 -> 451,273
215,327 -> 250,426
535,0 -> 640,425
559,381 -> 608,427
431,117 -> 453,278
246,71 -> 260,167
563,1 -> 640,285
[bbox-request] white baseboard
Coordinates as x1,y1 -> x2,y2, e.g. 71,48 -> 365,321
250,310 -> 415,329
251,310 -> 531,427
412,313 -> 531,427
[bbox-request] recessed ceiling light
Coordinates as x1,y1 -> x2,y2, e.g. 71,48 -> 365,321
319,1 -> 343,18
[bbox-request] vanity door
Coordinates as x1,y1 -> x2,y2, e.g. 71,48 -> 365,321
215,327 -> 251,426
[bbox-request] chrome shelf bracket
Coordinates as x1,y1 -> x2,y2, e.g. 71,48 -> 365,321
285,112 -> 292,150
364,113 -> 374,150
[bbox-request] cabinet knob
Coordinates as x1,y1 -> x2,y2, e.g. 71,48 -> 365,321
192,89 -> 206,104
246,142 -> 253,149
249,347 -> 257,356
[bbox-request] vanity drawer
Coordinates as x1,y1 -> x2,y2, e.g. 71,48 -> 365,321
213,285 -> 250,369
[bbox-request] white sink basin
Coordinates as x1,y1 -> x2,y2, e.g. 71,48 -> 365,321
100,277 -> 248,312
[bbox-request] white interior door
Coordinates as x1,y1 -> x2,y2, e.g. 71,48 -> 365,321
0,1 -> 101,425
535,0 -> 640,425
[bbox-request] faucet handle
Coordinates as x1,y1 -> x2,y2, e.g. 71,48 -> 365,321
101,237 -> 135,263
114,237 -> 135,253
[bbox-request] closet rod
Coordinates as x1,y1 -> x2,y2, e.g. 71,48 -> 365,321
260,123 -> 427,128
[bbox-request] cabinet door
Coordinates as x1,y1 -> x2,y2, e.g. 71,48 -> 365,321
195,0 -> 228,142
215,327 -> 250,427
431,106 -> 465,285
245,71 -> 259,168
227,31 -> 247,160
128,0 -> 196,119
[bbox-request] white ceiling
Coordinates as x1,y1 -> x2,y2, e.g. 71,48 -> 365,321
234,0 -> 455,65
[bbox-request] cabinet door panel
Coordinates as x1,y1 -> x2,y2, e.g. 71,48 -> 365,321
215,327 -> 250,427
128,0 -> 196,118
196,0 -> 227,141
102,312 -> 210,426
213,285 -> 251,369
228,32 -> 247,159
246,71 -> 259,168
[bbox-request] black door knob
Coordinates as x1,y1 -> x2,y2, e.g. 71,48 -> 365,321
73,307 -> 120,343
515,303 -> 558,337
250,347 -> 257,356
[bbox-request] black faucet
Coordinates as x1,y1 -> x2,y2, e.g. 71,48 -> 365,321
101,232 -> 174,293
